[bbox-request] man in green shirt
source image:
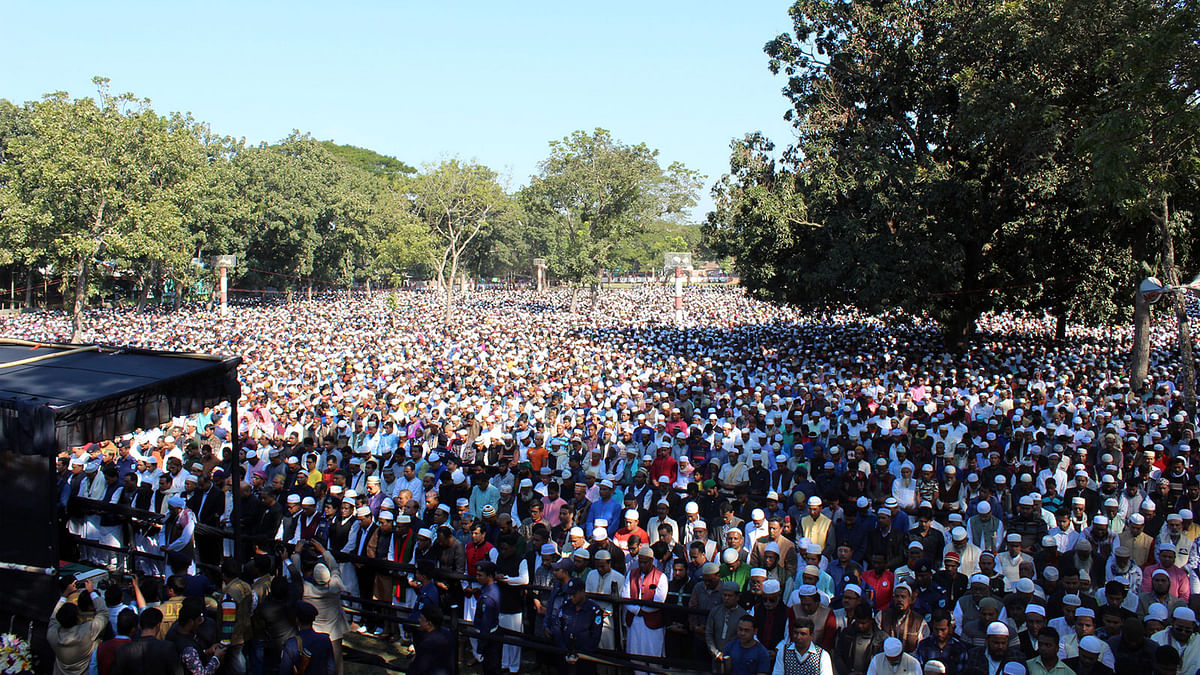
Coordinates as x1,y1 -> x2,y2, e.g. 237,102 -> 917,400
1027,627 -> 1074,675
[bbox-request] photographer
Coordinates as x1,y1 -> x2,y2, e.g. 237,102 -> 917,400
48,578 -> 109,675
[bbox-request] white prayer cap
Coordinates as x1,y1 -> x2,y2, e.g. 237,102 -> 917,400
722,548 -> 738,564
313,564 -> 331,584
1174,607 -> 1197,624
883,637 -> 903,657
355,506 -> 371,517
1079,635 -> 1104,654
986,621 -> 1010,636
1025,604 -> 1045,616
762,579 -> 781,594
1148,603 -> 1169,622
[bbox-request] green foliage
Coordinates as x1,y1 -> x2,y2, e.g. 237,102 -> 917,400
521,128 -> 702,285
319,141 -> 416,181
706,0 -> 1200,338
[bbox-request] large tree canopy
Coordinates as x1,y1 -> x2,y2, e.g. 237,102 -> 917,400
521,128 -> 702,301
705,0 -> 1200,345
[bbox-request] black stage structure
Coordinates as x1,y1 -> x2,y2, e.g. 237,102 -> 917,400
0,339 -> 241,627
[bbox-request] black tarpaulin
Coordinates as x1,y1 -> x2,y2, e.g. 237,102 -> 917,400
0,342 -> 241,455
0,340 -> 240,621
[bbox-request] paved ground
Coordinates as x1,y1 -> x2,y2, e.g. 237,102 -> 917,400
342,633 -> 553,674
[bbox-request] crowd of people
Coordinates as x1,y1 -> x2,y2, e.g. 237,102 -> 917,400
6,285 -> 1200,675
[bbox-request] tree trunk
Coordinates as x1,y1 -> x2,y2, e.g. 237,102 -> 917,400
444,256 -> 458,331
1055,312 -> 1067,342
569,285 -> 581,314
136,263 -> 156,313
590,282 -> 599,311
153,270 -> 165,309
173,278 -> 184,312
1157,193 -> 1197,415
71,257 -> 89,344
942,309 -> 977,353
1131,278 -> 1152,393
23,269 -> 32,309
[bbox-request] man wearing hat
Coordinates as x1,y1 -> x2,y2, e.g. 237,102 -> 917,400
1156,511 -> 1194,568
793,580 -> 840,647
705,581 -> 747,671
996,534 -> 1032,591
622,544 -> 668,674
1142,543 -> 1189,598
1119,513 -> 1154,567
966,501 -> 1004,553
1149,606 -> 1200,675
878,582 -> 930,652
584,548 -> 625,655
280,601 -> 335,675
962,621 -> 1025,675
801,496 -> 833,553
160,494 -> 196,574
867,636 -> 921,675
550,577 -> 604,675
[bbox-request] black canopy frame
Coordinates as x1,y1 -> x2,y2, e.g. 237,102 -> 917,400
0,339 -> 241,620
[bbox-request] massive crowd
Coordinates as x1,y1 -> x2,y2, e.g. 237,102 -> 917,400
6,285 -> 1200,675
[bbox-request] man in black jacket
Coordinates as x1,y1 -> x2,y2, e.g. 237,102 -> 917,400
111,608 -> 180,675
409,604 -> 454,675
961,621 -> 1023,675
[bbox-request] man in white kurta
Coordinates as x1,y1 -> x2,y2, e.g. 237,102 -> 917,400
585,549 -> 626,650
622,545 -> 669,675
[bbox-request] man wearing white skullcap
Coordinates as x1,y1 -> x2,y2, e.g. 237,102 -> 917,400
801,496 -> 833,552
962,621 -> 1022,675
1150,606 -> 1200,675
966,501 -> 1005,553
584,542 -> 625,653
867,636 -> 920,675
1119,511 -> 1154,567
1058,607 -> 1116,668
622,543 -> 668,675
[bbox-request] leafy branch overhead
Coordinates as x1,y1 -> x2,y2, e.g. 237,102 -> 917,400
705,0 -> 1200,345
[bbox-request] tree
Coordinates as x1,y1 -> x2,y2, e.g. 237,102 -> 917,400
1068,0 -> 1200,403
521,128 -> 701,310
409,159 -> 512,329
706,0 -> 1191,348
0,78 -> 187,341
319,141 -> 416,180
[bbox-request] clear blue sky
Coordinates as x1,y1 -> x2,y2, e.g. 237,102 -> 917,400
0,1 -> 798,220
